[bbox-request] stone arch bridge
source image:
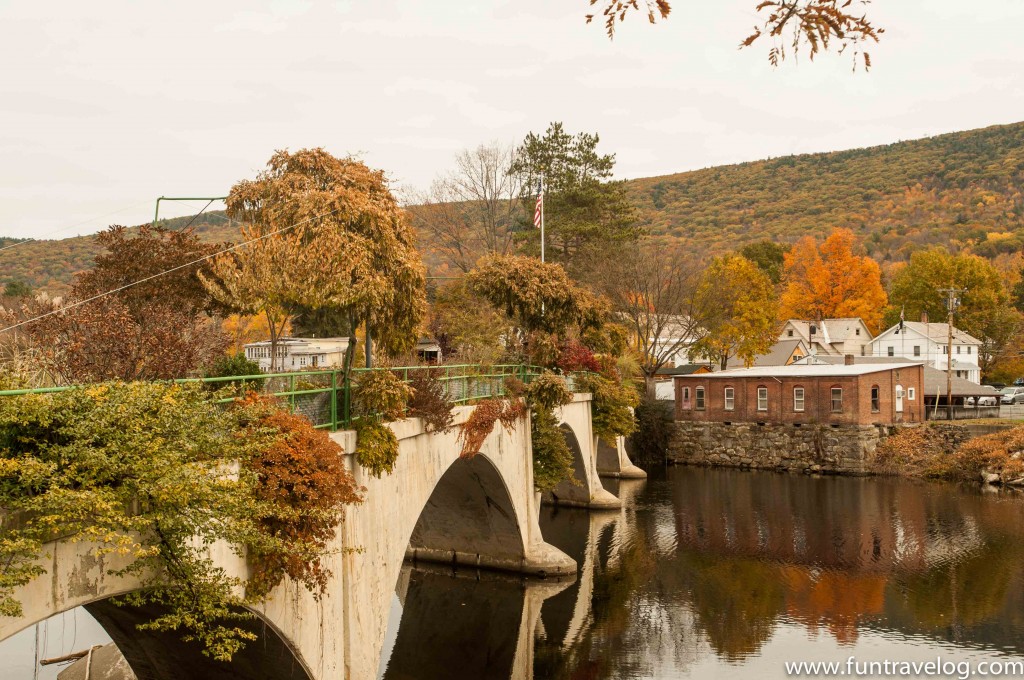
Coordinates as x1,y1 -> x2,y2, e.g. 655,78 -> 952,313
0,389 -> 645,679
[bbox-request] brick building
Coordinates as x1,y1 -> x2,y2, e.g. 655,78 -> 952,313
674,361 -> 925,426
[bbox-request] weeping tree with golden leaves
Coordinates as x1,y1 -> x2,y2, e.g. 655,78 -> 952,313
588,0 -> 882,70
202,149 -> 426,371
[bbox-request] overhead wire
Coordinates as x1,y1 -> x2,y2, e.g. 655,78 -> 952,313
0,206 -> 340,335
0,199 -> 155,254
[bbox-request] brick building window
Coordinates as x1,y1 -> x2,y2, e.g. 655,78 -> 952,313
831,387 -> 843,413
871,385 -> 880,412
908,388 -> 916,400
682,387 -> 691,409
695,387 -> 705,410
793,387 -> 805,412
724,387 -> 735,411
757,386 -> 768,411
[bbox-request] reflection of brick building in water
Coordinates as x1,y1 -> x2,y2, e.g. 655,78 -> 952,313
670,469 -> 983,574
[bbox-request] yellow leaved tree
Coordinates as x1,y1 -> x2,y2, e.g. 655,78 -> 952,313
201,149 -> 426,371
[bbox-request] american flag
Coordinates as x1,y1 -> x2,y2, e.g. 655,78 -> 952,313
533,179 -> 543,229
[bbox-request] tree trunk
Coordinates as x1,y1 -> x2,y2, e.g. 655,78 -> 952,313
643,373 -> 658,401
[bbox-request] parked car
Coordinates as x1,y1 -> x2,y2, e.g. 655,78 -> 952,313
1000,386 -> 1024,404
966,396 -> 998,406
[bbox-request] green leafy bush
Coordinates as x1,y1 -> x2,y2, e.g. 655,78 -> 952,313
0,382 -> 362,661
628,397 -> 674,466
523,372 -> 576,491
352,369 -> 412,421
353,418 -> 400,478
204,352 -> 265,391
576,373 -> 640,444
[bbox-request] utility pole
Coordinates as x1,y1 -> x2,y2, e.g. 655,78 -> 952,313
939,285 -> 965,420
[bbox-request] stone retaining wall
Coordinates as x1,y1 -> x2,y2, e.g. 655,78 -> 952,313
667,421 -> 888,475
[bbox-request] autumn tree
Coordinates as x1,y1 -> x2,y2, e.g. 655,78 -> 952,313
429,279 -> 509,363
588,0 -> 883,69
467,254 -> 608,365
26,225 -> 228,383
886,248 -> 1022,375
690,254 -> 779,370
597,242 -> 712,397
779,228 -> 887,332
408,143 -> 522,274
2,280 -> 31,299
202,149 -> 427,370
740,240 -> 790,285
511,122 -> 642,276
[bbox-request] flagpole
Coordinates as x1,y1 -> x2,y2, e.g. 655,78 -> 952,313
540,174 -> 545,264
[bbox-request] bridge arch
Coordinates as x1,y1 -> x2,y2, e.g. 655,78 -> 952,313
543,397 -> 622,510
0,550 -> 314,680
408,453 -> 528,570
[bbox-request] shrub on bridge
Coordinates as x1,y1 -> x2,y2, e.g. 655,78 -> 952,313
576,372 -> 640,444
407,368 -> 455,434
352,369 -> 412,421
457,397 -> 525,459
523,373 -> 576,492
0,382 -> 363,661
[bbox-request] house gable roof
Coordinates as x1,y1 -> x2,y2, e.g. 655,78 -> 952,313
871,322 -> 981,346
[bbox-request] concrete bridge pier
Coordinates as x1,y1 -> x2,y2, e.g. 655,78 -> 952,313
596,435 -> 647,479
542,396 -> 622,510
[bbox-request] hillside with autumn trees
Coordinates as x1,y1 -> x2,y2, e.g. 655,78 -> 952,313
629,120 -> 1024,260
0,213 -> 237,297
4,120 -> 1024,296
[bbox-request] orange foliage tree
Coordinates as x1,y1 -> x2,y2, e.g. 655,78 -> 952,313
779,228 -> 887,332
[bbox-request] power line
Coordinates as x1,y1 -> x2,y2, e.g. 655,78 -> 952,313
0,207 -> 341,335
0,199 -> 154,254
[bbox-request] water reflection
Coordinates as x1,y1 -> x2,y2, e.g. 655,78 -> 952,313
533,467 -> 1024,678
379,564 -> 571,680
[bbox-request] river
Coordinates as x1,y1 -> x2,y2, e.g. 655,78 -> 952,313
5,466 -> 1024,679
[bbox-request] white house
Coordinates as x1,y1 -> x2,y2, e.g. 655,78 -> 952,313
779,318 -> 874,357
650,315 -> 705,368
867,318 -> 982,384
244,337 -> 350,372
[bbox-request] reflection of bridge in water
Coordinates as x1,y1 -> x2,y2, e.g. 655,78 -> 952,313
0,392 -> 647,680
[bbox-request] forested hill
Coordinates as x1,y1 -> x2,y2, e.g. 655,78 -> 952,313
4,121 -> 1024,295
629,121 -> 1024,261
0,213 -> 236,297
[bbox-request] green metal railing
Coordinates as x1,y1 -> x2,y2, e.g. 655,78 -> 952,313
0,364 -> 554,432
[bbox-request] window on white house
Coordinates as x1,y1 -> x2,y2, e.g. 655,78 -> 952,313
788,330 -> 794,337
757,387 -> 768,411
695,387 -> 705,410
967,346 -> 972,354
943,346 -> 948,354
793,387 -> 805,412
856,329 -> 861,336
724,387 -> 735,411
913,346 -> 921,356
957,345 -> 961,354
888,346 -> 895,356
831,388 -> 843,413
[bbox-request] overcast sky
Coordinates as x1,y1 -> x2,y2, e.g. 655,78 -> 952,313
2,0 -> 1023,239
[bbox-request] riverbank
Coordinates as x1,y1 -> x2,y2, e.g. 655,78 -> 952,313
666,419 -> 1024,487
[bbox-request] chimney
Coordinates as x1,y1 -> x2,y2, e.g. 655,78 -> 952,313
844,354 -> 855,366
921,310 -> 928,323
